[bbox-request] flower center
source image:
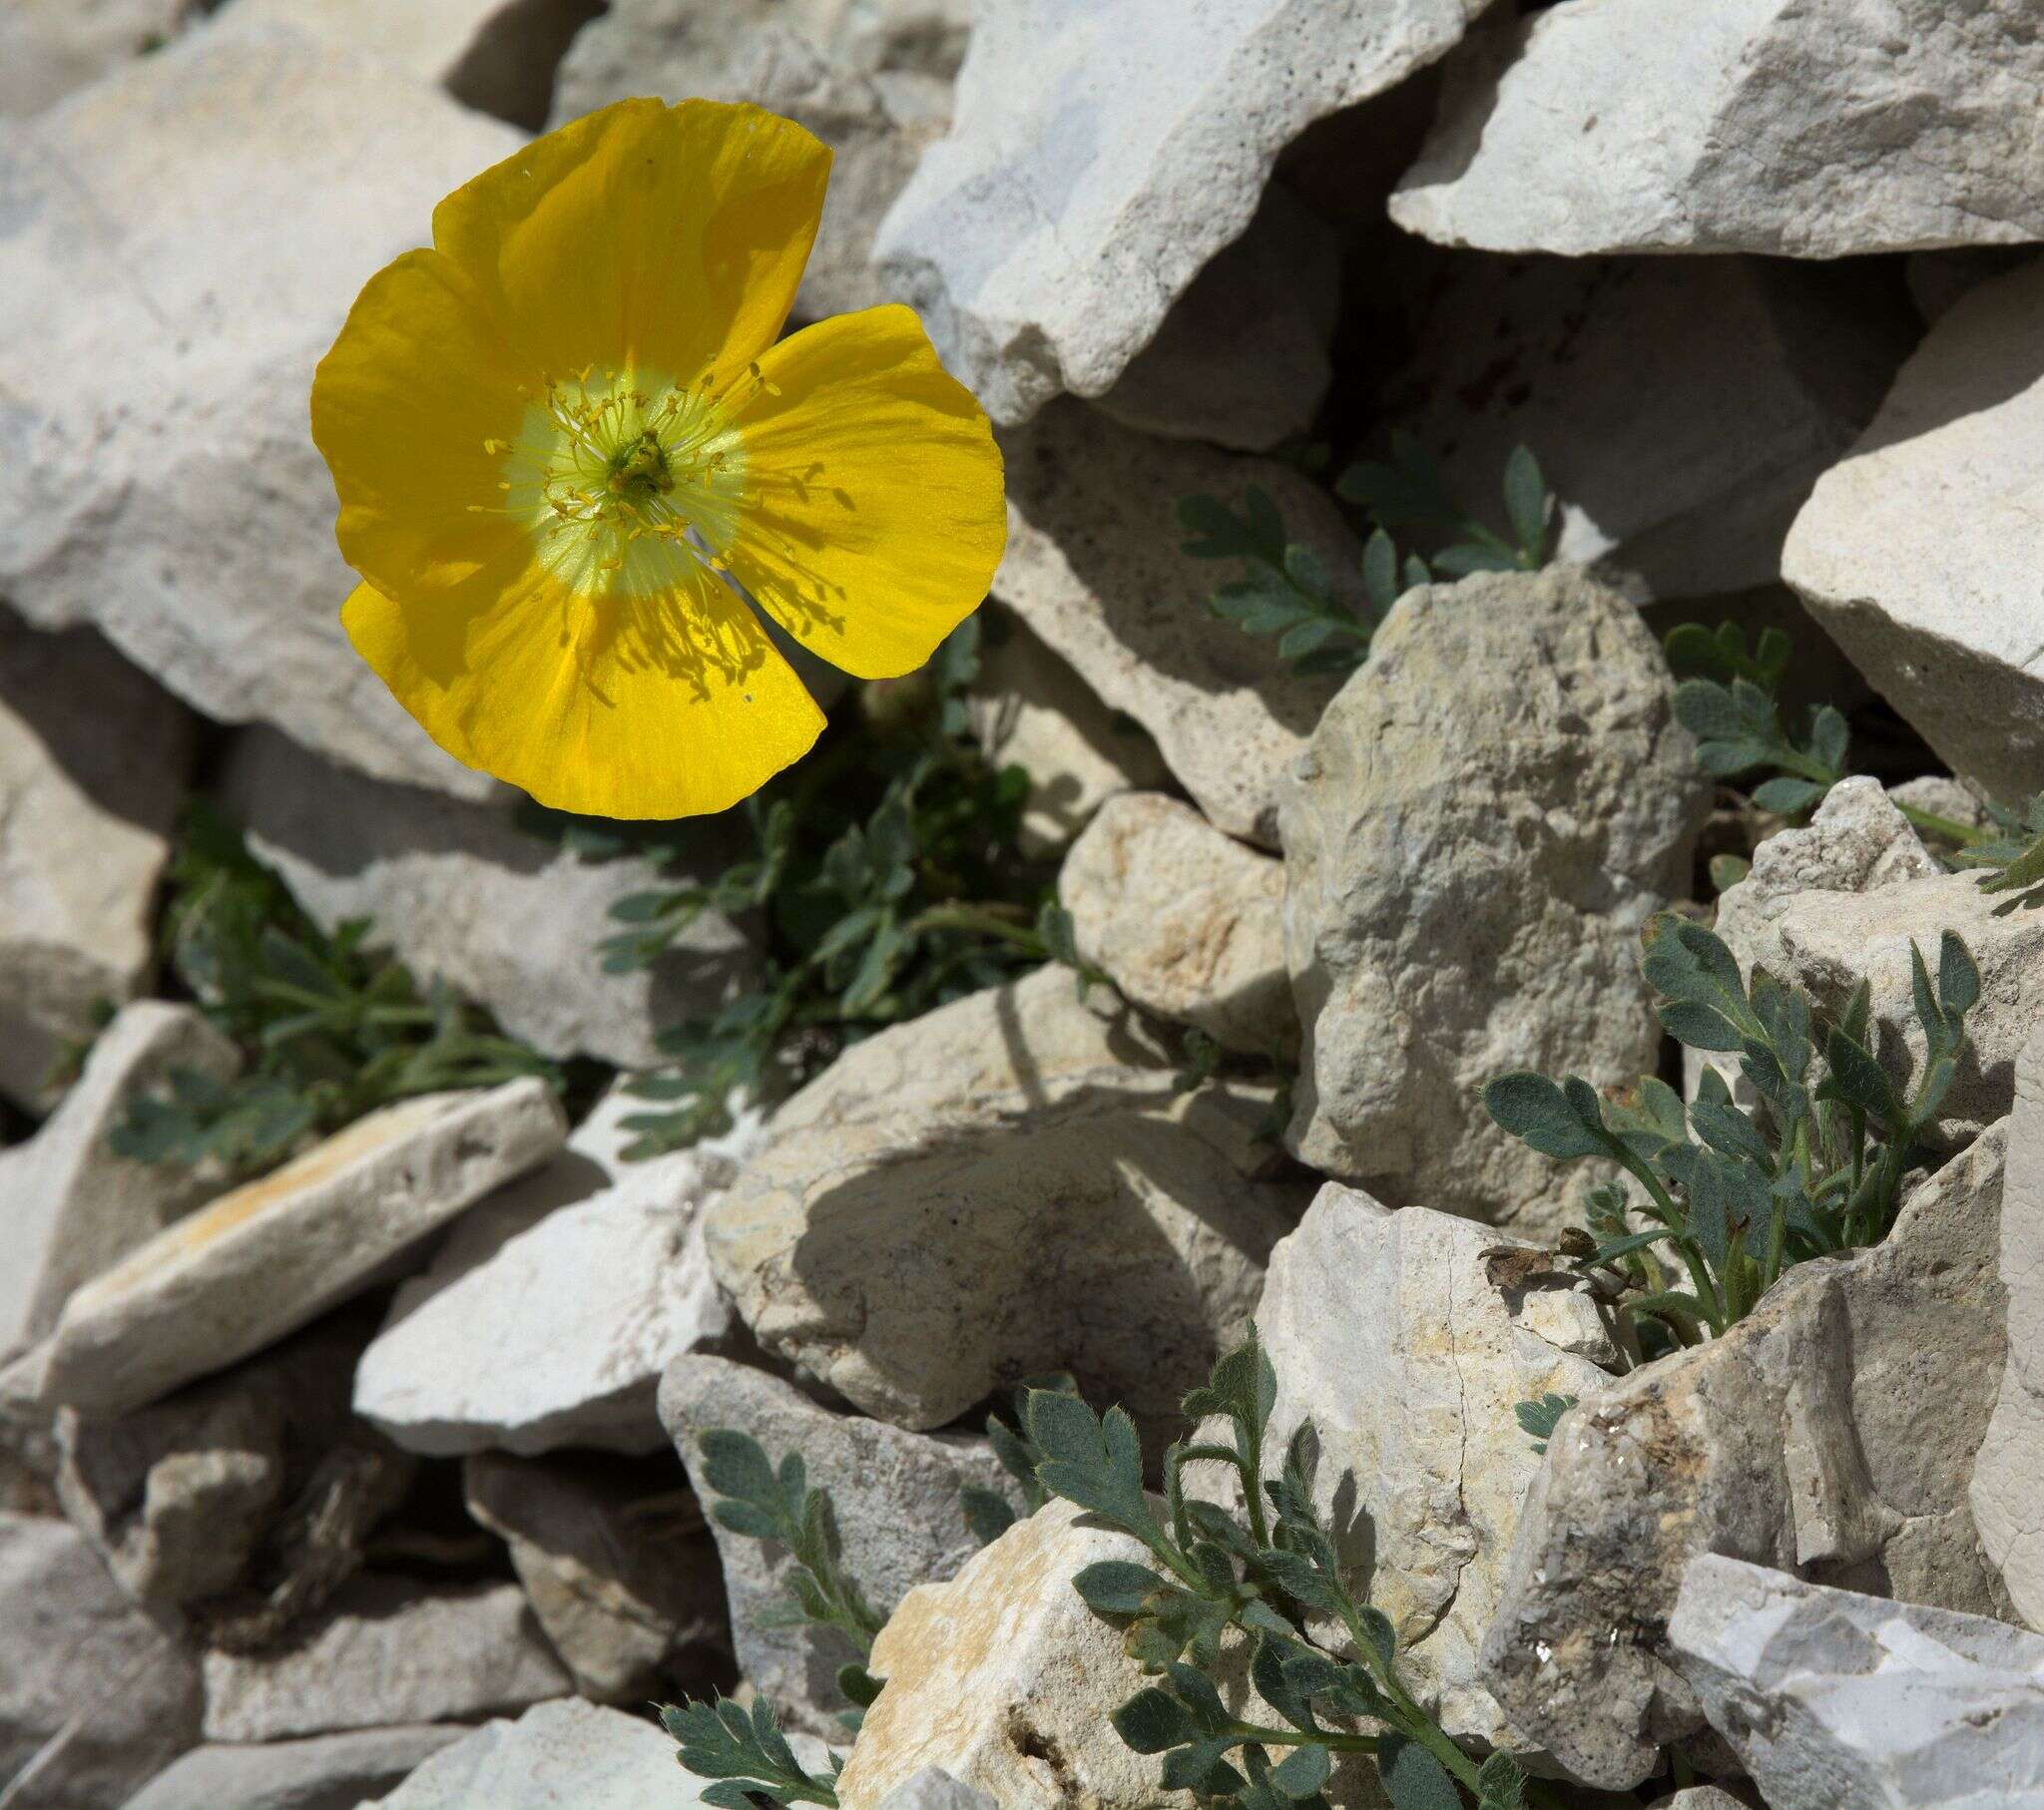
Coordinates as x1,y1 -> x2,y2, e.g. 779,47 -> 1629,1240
488,365 -> 752,600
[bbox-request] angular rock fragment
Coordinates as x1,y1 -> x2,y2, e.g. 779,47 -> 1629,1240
1670,1555 -> 2044,1808
0,618 -> 194,1108
1061,793 -> 1292,1055
355,1119 -> 746,1456
1785,255 -> 2044,802
1194,1183 -> 1617,1752
1280,566 -> 1708,1229
1392,0 -> 2044,257
464,1449 -> 726,1701
201,1575 -> 569,1742
0,25 -> 523,795
995,402 -> 1355,848
705,964 -> 1306,1435
0,1511 -> 203,1809
967,612 -> 1169,855
125,1726 -> 464,1810
28,1079 -> 566,1417
223,727 -> 752,1069
833,1500 -> 1192,1807
661,1354 -> 1019,1737
875,0 -> 1488,426
879,1772 -> 1001,1810
0,1002 -> 239,1358
1481,1129 -> 2013,1789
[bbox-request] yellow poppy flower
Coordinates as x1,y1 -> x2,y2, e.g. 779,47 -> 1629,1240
310,98 -> 1006,819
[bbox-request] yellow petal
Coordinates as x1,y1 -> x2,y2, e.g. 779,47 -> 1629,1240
341,562 -> 826,820
723,303 -> 1006,680
431,98 -> 831,387
311,248 -> 533,599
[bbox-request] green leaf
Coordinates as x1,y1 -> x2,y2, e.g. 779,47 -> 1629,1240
1113,1688 -> 1196,1754
1819,1026 -> 1901,1124
1939,931 -> 1981,1019
1753,775 -> 1829,814
1073,1561 -> 1167,1616
1378,1735 -> 1462,1810
1269,1743 -> 1334,1798
1513,1393 -> 1576,1453
1476,1750 -> 1528,1810
959,1485 -> 1017,1547
1483,1072 -> 1612,1160
1501,445 -> 1549,561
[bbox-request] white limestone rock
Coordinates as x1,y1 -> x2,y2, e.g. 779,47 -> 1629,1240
222,727 -> 753,1069
1192,1184 -> 1617,1753
967,611 -> 1169,855
874,0 -> 1488,427
1670,1555 -> 2044,1808
125,1726 -> 464,1810
1784,254 -> 2044,803
1279,566 -> 1709,1230
28,1079 -> 566,1417
0,619 -> 193,1109
879,1773 -> 1000,1810
1392,0 -> 2044,257
1060,793 -> 1292,1056
1973,1028 -> 2044,1631
0,1002 -> 239,1359
464,1449 -> 726,1702
0,25 -> 523,796
833,1500 -> 1196,1807
354,1119 -> 747,1456
705,964 -> 1306,1436
994,401 -> 1356,848
661,1353 -> 1021,1738
217,0 -> 603,127
363,1696 -> 821,1808
1386,255 -> 1910,601
0,0 -> 200,115
0,1511 -> 203,1809
202,1574 -> 569,1742
1481,1129 -> 2015,1789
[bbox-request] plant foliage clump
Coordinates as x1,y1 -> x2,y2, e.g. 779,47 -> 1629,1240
595,619 -> 1067,1157
112,804 -> 557,1176
1487,916 -> 1979,1356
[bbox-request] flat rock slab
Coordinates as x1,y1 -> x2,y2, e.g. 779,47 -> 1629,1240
202,1575 -> 569,1742
0,617 -> 193,1108
0,1001 -> 238,1359
0,24 -> 523,795
876,0 -> 1487,425
1670,1555 -> 2044,1808
125,1725 -> 464,1810
993,400 -> 1352,848
30,1079 -> 565,1417
1785,254 -> 2044,802
1392,0 -> 2044,257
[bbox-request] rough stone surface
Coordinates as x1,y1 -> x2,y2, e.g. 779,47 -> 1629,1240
0,0 -> 199,115
0,1002 -> 239,1359
1388,255 -> 1911,601
705,964 -> 1306,1436
1193,1183 -> 1616,1753
202,1574 -> 569,1742
875,0 -> 1488,426
0,25 -> 522,796
125,1726 -> 464,1810
0,618 -> 194,1109
554,0 -> 967,322
994,400 -> 1355,848
1061,793 -> 1292,1055
1279,566 -> 1708,1229
1670,1555 -> 2044,1808
0,1511 -> 203,1808
354,1118 -> 748,1457
1481,1128 -> 2014,1789
363,1697 -> 813,1808
464,1449 -> 726,1702
1974,1028 -> 2044,1631
1391,0 -> 2044,257
878,1772 -> 1001,1810
967,612 -> 1170,855
28,1079 -> 566,1417
219,0 -> 603,127
661,1353 -> 1021,1738
1784,255 -> 2044,802
223,727 -> 753,1069
833,1500 -> 1197,1808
